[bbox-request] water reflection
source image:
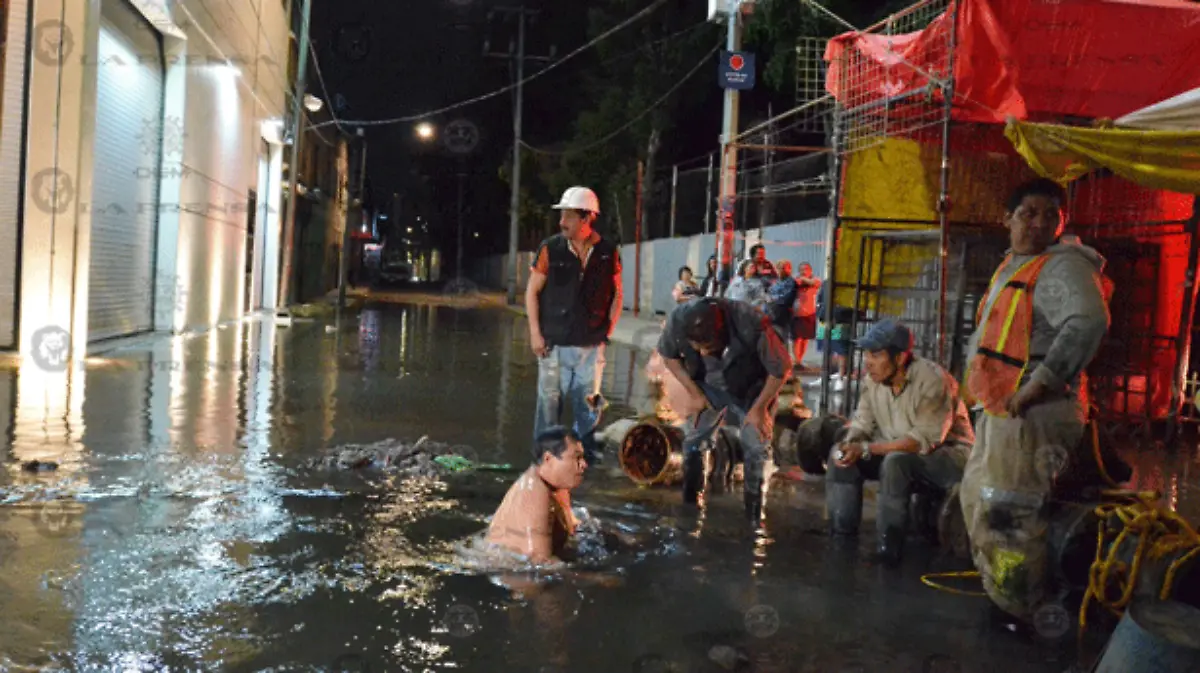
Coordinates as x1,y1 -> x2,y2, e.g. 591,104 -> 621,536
0,300 -> 1196,671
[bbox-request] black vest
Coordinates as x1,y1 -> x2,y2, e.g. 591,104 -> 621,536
537,234 -> 618,347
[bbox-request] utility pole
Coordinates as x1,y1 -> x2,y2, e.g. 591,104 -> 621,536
485,5 -> 555,305
277,0 -> 313,313
339,128 -> 367,310
715,0 -> 745,296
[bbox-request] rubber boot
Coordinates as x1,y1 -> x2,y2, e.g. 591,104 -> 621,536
909,490 -> 943,544
682,451 -> 705,505
825,480 -> 863,536
871,526 -> 905,568
871,494 -> 910,567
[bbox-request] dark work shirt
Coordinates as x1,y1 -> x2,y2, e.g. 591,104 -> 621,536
657,299 -> 792,384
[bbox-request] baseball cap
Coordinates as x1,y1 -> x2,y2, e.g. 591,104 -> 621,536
856,318 -> 913,353
551,186 -> 600,213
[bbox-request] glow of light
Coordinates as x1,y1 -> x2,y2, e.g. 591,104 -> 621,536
399,309 -> 408,377
473,232 -> 479,238
260,118 -> 285,145
209,253 -> 224,328
407,227 -> 413,233
415,122 -> 435,140
303,94 -> 324,112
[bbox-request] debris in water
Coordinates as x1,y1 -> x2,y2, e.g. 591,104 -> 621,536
21,460 -> 59,473
306,437 -> 477,480
708,644 -> 749,671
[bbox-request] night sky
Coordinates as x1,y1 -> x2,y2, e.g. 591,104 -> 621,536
309,0 -> 804,255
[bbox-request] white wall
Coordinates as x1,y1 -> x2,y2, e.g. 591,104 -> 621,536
472,218 -> 829,315
165,0 -> 289,331
16,0 -> 291,376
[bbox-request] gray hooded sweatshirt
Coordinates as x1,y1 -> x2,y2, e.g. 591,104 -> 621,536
965,235 -> 1111,398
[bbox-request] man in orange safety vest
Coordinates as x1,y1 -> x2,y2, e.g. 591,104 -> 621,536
959,178 -> 1113,632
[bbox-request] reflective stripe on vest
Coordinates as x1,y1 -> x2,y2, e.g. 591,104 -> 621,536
966,254 -> 1052,416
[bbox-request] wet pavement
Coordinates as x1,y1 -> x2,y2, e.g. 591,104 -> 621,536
0,291 -> 1198,672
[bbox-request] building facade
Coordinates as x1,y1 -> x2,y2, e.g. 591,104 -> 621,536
1,0 -> 296,360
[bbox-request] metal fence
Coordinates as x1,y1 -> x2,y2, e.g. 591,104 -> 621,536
471,218 -> 828,317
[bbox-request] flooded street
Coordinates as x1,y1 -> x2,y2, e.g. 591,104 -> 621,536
1,295 -> 1198,672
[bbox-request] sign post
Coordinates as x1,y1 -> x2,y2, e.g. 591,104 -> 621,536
714,0 -> 751,296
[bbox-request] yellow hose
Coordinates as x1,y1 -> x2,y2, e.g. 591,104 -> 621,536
920,570 -> 986,597
919,421 -> 1200,645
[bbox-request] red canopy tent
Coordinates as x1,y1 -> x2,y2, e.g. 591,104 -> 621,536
817,0 -> 1200,424
824,0 -> 1200,123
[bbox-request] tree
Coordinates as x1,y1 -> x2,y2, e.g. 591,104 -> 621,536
531,1 -> 722,243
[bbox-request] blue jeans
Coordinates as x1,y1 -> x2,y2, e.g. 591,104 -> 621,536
534,344 -> 606,459
682,384 -> 773,495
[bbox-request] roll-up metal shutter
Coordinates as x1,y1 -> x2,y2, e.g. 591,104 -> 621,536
0,0 -> 30,349
87,0 -> 164,342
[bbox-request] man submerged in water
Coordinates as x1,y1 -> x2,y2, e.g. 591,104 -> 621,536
486,426 -> 589,565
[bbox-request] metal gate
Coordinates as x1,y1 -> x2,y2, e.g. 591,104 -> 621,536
87,0 -> 164,342
833,228 -> 1007,417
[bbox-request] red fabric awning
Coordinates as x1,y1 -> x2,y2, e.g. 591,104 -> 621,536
824,0 -> 1200,123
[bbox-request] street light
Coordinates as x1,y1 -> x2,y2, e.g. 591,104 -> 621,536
415,122 -> 435,140
304,94 -> 324,112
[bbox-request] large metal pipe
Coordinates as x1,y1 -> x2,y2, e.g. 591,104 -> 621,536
619,418 -> 684,486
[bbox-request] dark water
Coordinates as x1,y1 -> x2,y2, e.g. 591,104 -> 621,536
0,297 -> 1197,672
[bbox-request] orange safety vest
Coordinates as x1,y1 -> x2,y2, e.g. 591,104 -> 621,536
965,254 -> 1052,416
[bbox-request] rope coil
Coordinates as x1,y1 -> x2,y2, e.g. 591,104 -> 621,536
919,421 -> 1199,643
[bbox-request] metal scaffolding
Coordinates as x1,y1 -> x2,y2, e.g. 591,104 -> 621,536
798,0 -> 1199,433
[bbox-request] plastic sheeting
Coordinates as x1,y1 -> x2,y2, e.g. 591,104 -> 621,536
1004,120 -> 1200,194
825,0 -> 1200,123
1116,87 -> 1200,132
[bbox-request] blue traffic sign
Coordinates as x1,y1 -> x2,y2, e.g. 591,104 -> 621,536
719,51 -> 755,90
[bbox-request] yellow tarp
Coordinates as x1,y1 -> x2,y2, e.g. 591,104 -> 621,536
1005,120 -> 1200,194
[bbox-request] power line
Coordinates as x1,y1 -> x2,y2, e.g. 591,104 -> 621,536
588,20 -> 714,72
308,0 -> 669,131
520,43 -> 721,157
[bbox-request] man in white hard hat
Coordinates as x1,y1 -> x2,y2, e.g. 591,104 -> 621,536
526,186 -> 623,466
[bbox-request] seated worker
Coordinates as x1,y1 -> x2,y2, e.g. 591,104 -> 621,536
485,426 -> 589,565
656,297 -> 792,524
825,319 -> 975,567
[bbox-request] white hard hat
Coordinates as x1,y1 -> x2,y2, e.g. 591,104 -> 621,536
551,186 -> 600,214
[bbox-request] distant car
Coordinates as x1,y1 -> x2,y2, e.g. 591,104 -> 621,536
378,261 -> 412,286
